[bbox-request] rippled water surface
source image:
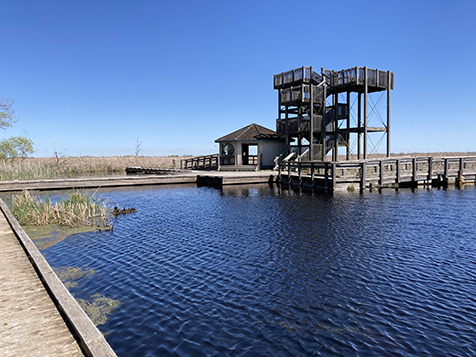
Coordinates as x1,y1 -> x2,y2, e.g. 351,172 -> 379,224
38,185 -> 476,356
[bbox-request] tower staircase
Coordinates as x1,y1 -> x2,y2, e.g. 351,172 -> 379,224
274,66 -> 394,162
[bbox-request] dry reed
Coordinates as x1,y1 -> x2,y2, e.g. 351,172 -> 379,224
11,190 -> 110,227
0,155 -> 191,180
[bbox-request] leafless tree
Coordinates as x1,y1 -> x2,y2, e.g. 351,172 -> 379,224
134,137 -> 142,157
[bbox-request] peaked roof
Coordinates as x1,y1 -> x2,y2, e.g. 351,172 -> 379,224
215,123 -> 283,142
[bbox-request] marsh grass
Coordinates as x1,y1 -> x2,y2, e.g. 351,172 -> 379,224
11,190 -> 110,227
0,155 -> 191,180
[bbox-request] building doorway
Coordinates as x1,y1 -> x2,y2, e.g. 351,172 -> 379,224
242,144 -> 258,165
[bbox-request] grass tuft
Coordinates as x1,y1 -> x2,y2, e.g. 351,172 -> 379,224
11,190 -> 111,228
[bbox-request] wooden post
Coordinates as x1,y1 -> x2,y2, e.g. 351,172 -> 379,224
428,157 -> 433,183
311,162 -> 315,187
357,93 -> 361,159
285,106 -> 289,149
360,162 -> 367,192
309,66 -> 314,161
396,159 -> 400,185
412,158 -> 417,183
444,158 -> 448,183
321,68 -> 327,160
333,93 -> 338,162
346,91 -> 350,160
331,163 -> 336,191
458,157 -> 464,188
324,162 -> 329,190
386,71 -> 391,157
363,66 -> 368,159
379,160 -> 384,187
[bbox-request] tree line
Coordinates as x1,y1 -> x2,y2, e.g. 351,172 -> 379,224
0,97 -> 34,160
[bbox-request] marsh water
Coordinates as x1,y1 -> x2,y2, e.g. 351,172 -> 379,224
23,184 -> 476,356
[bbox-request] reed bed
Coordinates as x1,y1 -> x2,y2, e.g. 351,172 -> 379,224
11,190 -> 110,227
0,155 -> 191,180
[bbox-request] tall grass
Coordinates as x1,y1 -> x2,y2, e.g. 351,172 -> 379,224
11,190 -> 110,227
0,155 -> 192,180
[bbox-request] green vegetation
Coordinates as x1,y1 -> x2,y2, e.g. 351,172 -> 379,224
53,266 -> 120,327
0,97 -> 34,161
0,136 -> 34,160
10,190 -> 111,228
23,225 -> 98,250
0,97 -> 17,130
76,294 -> 121,326
53,266 -> 95,289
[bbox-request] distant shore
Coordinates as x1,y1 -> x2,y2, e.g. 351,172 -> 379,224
0,155 -> 192,181
1,153 -> 475,181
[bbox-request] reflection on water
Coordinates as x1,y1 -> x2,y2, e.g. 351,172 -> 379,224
38,184 -> 476,356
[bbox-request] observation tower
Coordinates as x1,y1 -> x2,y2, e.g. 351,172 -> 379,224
274,66 -> 394,161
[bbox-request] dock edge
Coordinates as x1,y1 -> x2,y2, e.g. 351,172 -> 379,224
0,199 -> 117,357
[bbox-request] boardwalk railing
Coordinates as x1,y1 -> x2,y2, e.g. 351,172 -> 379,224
277,156 -> 476,191
181,154 -> 219,170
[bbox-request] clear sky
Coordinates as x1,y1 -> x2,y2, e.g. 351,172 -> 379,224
1,0 -> 475,157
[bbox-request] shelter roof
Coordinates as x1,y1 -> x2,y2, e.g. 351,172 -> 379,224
215,123 -> 283,142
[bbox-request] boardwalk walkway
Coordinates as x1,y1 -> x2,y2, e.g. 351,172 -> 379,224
0,211 -> 84,356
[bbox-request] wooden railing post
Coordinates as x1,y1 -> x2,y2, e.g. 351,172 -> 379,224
379,160 -> 384,187
324,163 -> 329,191
360,162 -> 367,192
444,158 -> 448,182
458,157 -> 464,187
396,159 -> 400,185
428,157 -> 433,183
412,158 -> 417,183
331,163 -> 336,191
311,162 -> 315,186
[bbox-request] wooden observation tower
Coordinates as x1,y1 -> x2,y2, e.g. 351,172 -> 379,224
274,66 -> 394,161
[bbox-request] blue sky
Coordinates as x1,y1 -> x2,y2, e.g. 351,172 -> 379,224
1,0 -> 475,157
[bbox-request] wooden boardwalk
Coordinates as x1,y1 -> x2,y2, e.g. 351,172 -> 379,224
0,200 -> 117,357
0,211 -> 84,356
0,171 -> 276,192
277,156 -> 476,191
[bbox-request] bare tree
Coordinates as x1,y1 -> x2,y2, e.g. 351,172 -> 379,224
134,137 -> 142,157
53,145 -> 67,171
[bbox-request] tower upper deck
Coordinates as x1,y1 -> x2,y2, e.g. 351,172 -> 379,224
273,66 -> 322,90
274,66 -> 395,101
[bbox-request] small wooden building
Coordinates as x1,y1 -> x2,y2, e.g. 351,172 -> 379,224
215,123 -> 286,170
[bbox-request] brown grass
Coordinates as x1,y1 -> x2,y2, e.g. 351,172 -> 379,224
10,190 -> 110,227
0,155 -> 192,180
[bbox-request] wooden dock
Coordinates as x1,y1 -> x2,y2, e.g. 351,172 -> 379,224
0,157 -> 474,194
0,171 -> 276,192
0,200 -> 116,356
0,210 -> 84,356
277,156 -> 476,191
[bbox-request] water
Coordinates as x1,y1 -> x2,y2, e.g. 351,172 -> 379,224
35,185 -> 476,356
